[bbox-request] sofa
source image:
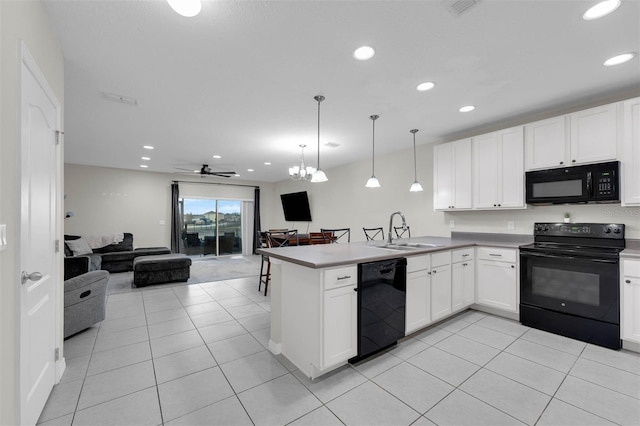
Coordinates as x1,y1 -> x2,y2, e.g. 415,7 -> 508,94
64,270 -> 109,338
64,233 -> 171,279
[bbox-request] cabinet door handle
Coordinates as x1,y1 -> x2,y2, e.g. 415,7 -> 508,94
432,270 -> 437,274
427,271 -> 432,275
572,159 -> 576,163
353,287 -> 358,292
511,265 -> 515,268
560,161 -> 564,165
337,275 -> 351,280
626,279 -> 632,284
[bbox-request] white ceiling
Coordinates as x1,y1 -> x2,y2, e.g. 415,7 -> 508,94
43,0 -> 640,183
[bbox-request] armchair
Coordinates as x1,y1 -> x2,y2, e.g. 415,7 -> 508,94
64,270 -> 109,338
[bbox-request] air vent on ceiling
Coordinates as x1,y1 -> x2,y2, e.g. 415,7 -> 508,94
442,0 -> 479,17
102,92 -> 138,106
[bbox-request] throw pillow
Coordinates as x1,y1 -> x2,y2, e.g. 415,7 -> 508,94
65,238 -> 93,256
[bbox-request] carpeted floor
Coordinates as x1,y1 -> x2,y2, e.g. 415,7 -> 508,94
107,254 -> 262,294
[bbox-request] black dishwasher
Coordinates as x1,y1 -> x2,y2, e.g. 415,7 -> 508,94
350,258 -> 406,363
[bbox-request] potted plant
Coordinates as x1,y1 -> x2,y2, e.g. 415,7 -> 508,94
564,212 -> 571,223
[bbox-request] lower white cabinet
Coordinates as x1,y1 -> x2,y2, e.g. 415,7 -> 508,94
431,251 -> 452,322
406,255 -> 431,334
621,259 -> 640,345
323,284 -> 357,367
452,248 -> 475,311
281,263 -> 357,379
476,247 -> 518,313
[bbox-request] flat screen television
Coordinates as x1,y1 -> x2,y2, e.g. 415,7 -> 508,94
280,191 -> 312,222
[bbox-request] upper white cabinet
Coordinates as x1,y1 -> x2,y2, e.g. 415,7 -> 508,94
569,104 -> 618,165
433,139 -> 472,211
525,116 -> 568,170
473,126 -> 525,209
525,103 -> 618,171
621,97 -> 640,206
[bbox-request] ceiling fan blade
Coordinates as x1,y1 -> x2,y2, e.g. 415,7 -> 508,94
174,167 -> 199,172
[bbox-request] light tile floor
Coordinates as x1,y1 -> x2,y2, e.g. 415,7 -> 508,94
39,275 -> 640,426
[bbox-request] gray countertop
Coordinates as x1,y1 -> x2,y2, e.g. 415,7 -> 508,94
258,233 -> 534,269
622,239 -> 640,259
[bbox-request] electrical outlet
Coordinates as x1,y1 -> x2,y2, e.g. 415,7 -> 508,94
159,220 -> 165,225
0,224 -> 6,251
449,220 -> 455,228
507,221 -> 515,230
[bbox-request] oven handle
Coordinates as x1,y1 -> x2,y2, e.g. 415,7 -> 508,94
520,251 -> 618,264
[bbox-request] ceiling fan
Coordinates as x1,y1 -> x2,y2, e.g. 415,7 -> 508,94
174,164 -> 236,178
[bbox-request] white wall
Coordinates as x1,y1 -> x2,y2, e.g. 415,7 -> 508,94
0,1 -> 64,424
270,124 -> 640,241
64,164 -> 275,248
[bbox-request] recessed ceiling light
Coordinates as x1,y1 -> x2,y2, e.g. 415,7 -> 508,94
416,82 -> 435,91
140,164 -> 148,168
141,157 -> 150,161
603,52 -> 635,66
167,0 -> 202,17
143,145 -> 154,150
247,169 -> 254,172
353,46 -> 375,61
212,155 -> 222,159
264,162 -> 271,165
583,0 -> 621,20
459,105 -> 475,112
234,174 -> 240,177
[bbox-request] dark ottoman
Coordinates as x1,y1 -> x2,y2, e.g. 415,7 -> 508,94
133,254 -> 192,287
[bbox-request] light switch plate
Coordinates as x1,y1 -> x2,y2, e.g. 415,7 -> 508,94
449,220 -> 455,228
159,220 -> 165,225
0,224 -> 7,251
507,221 -> 515,230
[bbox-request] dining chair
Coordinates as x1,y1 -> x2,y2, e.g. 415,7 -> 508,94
308,231 -> 332,245
321,228 -> 350,243
267,229 -> 299,248
394,226 -> 411,239
363,227 -> 384,241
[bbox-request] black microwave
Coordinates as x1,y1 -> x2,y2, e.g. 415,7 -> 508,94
525,161 -> 620,205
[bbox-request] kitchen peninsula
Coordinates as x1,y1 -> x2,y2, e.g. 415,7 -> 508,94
258,233 -> 532,379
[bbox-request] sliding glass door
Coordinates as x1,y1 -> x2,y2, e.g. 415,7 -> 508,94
180,198 -> 242,256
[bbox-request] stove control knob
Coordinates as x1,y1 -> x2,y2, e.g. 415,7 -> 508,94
544,225 -> 550,232
605,227 -> 612,234
614,228 -> 621,234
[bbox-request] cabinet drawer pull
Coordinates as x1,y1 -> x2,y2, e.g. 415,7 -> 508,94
337,275 -> 351,281
489,253 -> 502,257
462,254 -> 469,257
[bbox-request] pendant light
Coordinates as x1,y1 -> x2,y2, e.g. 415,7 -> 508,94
365,115 -> 381,188
409,129 -> 424,192
311,95 -> 328,183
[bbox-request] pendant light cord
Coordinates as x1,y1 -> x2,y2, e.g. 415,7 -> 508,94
411,128 -> 419,181
314,95 -> 324,170
370,115 -> 379,175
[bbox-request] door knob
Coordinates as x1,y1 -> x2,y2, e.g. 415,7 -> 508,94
21,271 -> 42,285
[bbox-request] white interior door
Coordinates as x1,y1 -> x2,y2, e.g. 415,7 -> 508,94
19,44 -> 61,426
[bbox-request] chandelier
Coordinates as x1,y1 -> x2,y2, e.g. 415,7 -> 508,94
289,144 -> 316,181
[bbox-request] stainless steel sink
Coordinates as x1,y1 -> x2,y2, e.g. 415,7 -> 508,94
369,242 -> 444,251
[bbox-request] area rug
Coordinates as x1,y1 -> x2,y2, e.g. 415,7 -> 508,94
106,254 -> 262,294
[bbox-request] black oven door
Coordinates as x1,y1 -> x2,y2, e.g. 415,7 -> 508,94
520,251 -> 619,324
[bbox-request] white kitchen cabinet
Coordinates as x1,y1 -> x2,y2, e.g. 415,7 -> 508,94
281,263 -> 357,379
525,103 -> 618,171
452,248 -> 474,312
430,251 -> 452,321
323,284 -> 358,367
569,103 -> 618,165
405,255 -> 431,334
525,115 -> 568,170
433,139 -> 472,211
621,97 -> 640,206
621,259 -> 640,345
473,127 -> 525,209
476,247 -> 518,313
